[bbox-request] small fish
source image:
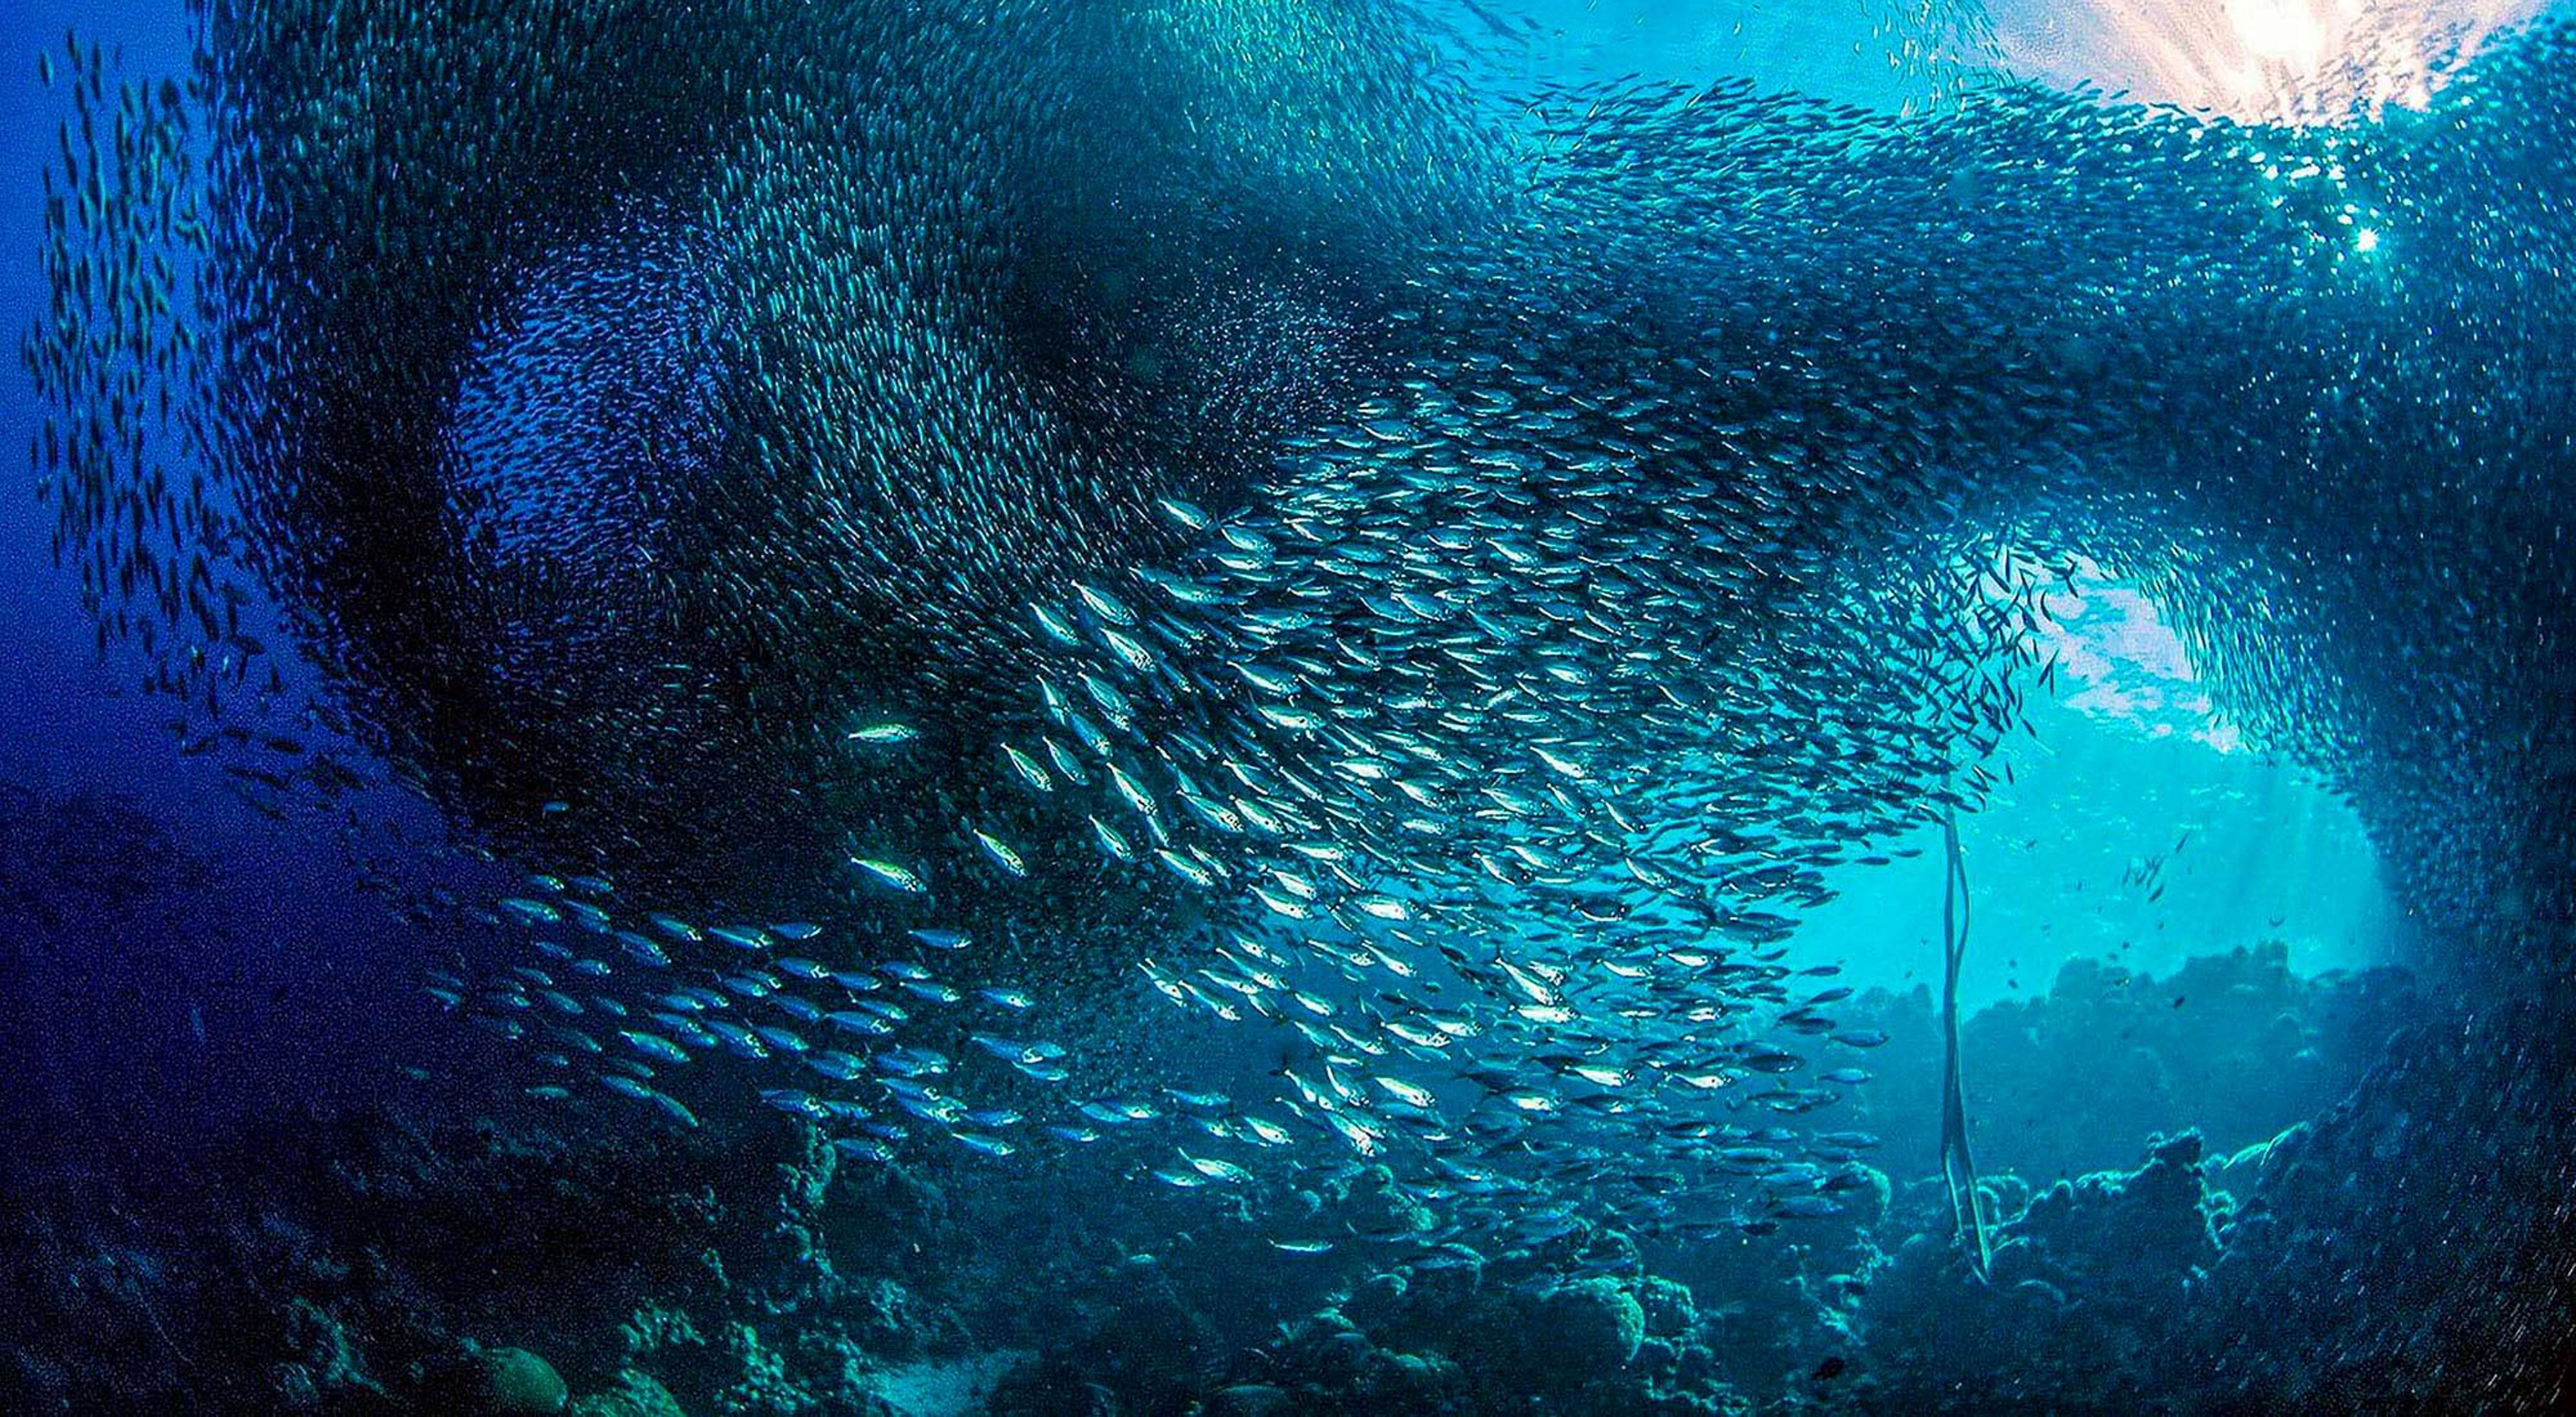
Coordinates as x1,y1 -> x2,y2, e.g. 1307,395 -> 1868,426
1099,626 -> 1156,671
825,1010 -> 896,1038
1032,602 -> 1082,646
972,826 -> 1028,877
1075,582 -> 1137,626
1180,1150 -> 1251,1184
614,931 -> 672,968
1377,1076 -> 1438,1109
752,1025 -> 810,1055
804,1051 -> 867,1081
609,1077 -> 697,1128
600,1074 -> 654,1103
1089,815 -> 1135,861
833,1136 -> 896,1164
850,856 -> 928,893
498,897 -> 560,927
620,1029 -> 691,1064
1003,743 -> 1054,793
845,723 -> 919,745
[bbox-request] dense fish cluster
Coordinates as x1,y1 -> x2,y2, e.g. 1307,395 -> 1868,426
29,0 -> 2576,1245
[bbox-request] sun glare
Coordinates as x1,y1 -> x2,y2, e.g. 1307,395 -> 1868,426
1986,0 -> 2550,122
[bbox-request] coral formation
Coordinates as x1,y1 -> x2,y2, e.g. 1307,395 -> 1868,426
10,944 -> 2561,1414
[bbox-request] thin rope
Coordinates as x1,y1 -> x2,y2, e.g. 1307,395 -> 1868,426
1940,799 -> 1992,1279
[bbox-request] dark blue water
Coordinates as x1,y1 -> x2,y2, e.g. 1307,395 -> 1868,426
0,1 -> 499,1163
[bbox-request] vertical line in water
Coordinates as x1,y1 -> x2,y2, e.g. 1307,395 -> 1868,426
1941,799 -> 1993,1278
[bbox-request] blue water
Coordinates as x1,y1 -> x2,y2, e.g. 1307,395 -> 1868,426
0,0 -> 2401,1118
4,1 -> 2566,1411
1807,573 -> 2398,1009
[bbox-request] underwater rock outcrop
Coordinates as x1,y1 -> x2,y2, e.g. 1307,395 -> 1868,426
423,1347 -> 570,1416
5,937 -> 2569,1413
568,1370 -> 687,1417
1835,942 -> 2423,1186
1859,1131 -> 2226,1409
1852,998 -> 2576,1412
989,1228 -> 1762,1416
0,1103 -> 999,1415
2190,1002 -> 2576,1408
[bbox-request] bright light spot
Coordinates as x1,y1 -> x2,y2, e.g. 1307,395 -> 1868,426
2225,0 -> 2329,70
2354,227 -> 2380,252
2036,562 -> 2246,752
1984,0 -> 2547,124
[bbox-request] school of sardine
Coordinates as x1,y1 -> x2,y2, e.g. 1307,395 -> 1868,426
26,0 -> 2576,1248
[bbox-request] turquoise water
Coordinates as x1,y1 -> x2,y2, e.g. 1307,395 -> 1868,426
1809,573 -> 2396,1009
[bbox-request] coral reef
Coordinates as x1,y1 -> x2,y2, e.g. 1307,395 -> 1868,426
1858,1132 -> 2225,1410
1,1105 -> 979,1415
1852,1003 -> 2576,1411
10,946 -> 2562,1415
1836,942 -> 2422,1185
1034,1247 -> 1740,1416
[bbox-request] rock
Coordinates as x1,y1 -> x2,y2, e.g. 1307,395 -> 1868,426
431,1347 -> 570,1415
1636,1276 -> 1697,1338
1342,1271 -> 1410,1331
1403,1244 -> 1485,1309
1204,1383 -> 1294,1416
1292,1322 -> 1376,1389
572,1369 -> 688,1417
837,1275 -> 918,1354
983,1360 -> 1124,1417
1531,1277 -> 1645,1372
276,1296 -> 375,1406
1321,1165 -> 1435,1242
1368,1348 -> 1463,1403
